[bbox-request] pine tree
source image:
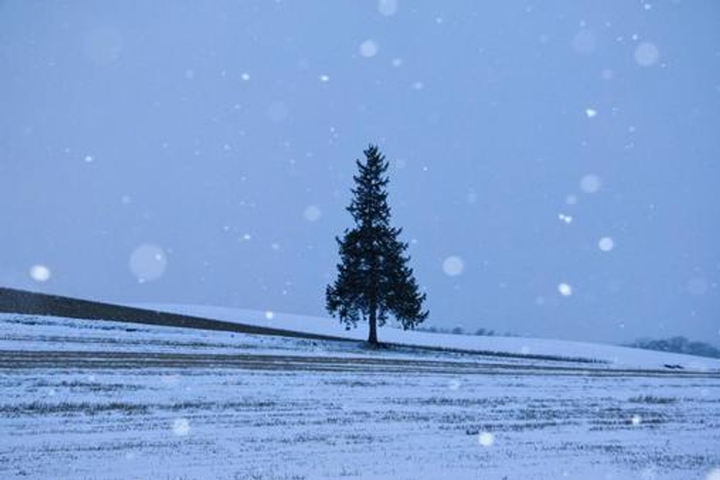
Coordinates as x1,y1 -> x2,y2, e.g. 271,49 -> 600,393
326,144 -> 428,345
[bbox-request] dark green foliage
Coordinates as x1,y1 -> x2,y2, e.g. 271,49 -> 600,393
326,145 -> 428,344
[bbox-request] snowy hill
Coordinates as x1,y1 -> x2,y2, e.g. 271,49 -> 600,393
138,303 -> 719,373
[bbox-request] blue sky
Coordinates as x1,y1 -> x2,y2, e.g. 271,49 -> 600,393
1,0 -> 719,343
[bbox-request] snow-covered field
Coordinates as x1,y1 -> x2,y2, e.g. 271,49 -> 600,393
1,310 -> 719,480
141,304 -> 720,372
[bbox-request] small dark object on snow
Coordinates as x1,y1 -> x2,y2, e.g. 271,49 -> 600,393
663,363 -> 684,370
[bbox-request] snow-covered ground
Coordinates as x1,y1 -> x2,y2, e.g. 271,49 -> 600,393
1,310 -> 719,480
140,303 -> 720,372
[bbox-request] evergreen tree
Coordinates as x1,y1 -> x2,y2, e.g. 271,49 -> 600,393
326,144 -> 428,345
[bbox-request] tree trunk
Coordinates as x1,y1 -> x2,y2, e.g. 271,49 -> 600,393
368,307 -> 378,345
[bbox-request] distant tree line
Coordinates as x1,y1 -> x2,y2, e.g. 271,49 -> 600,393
628,336 -> 720,359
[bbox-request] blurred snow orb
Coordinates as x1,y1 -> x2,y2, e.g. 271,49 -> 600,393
241,72 -> 250,81
585,108 -> 597,118
580,174 -> 602,194
477,431 -> 495,447
571,30 -> 597,54
448,379 -> 461,391
442,256 -> 464,277
706,468 -> 720,480
641,467 -> 658,480
359,39 -> 379,58
631,414 -> 642,426
266,101 -> 289,122
84,155 -> 94,163
319,74 -> 330,83
634,42 -> 660,67
29,265 -> 51,282
303,205 -> 322,222
558,283 -> 573,296
377,0 -> 398,16
82,27 -> 123,65
687,277 -> 708,296
265,311 -> 275,320
129,244 -> 168,283
598,237 -> 615,252
172,418 -> 190,436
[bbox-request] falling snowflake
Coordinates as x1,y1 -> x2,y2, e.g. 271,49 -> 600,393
82,27 -> 123,66
29,264 -> 51,282
129,244 -> 168,283
640,466 -> 658,480
558,213 -> 573,224
359,39 -> 379,58
598,237 -> 615,252
266,101 -> 289,122
172,418 -> 190,436
442,256 -> 464,277
477,432 -> 495,447
634,42 -> 660,67
558,283 -> 573,297
687,277 -> 708,296
585,108 -> 597,118
572,29 -> 597,54
377,0 -> 398,16
580,174 -> 602,194
303,205 -> 322,222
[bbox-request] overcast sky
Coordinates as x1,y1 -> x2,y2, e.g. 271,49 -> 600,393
1,0 -> 719,344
